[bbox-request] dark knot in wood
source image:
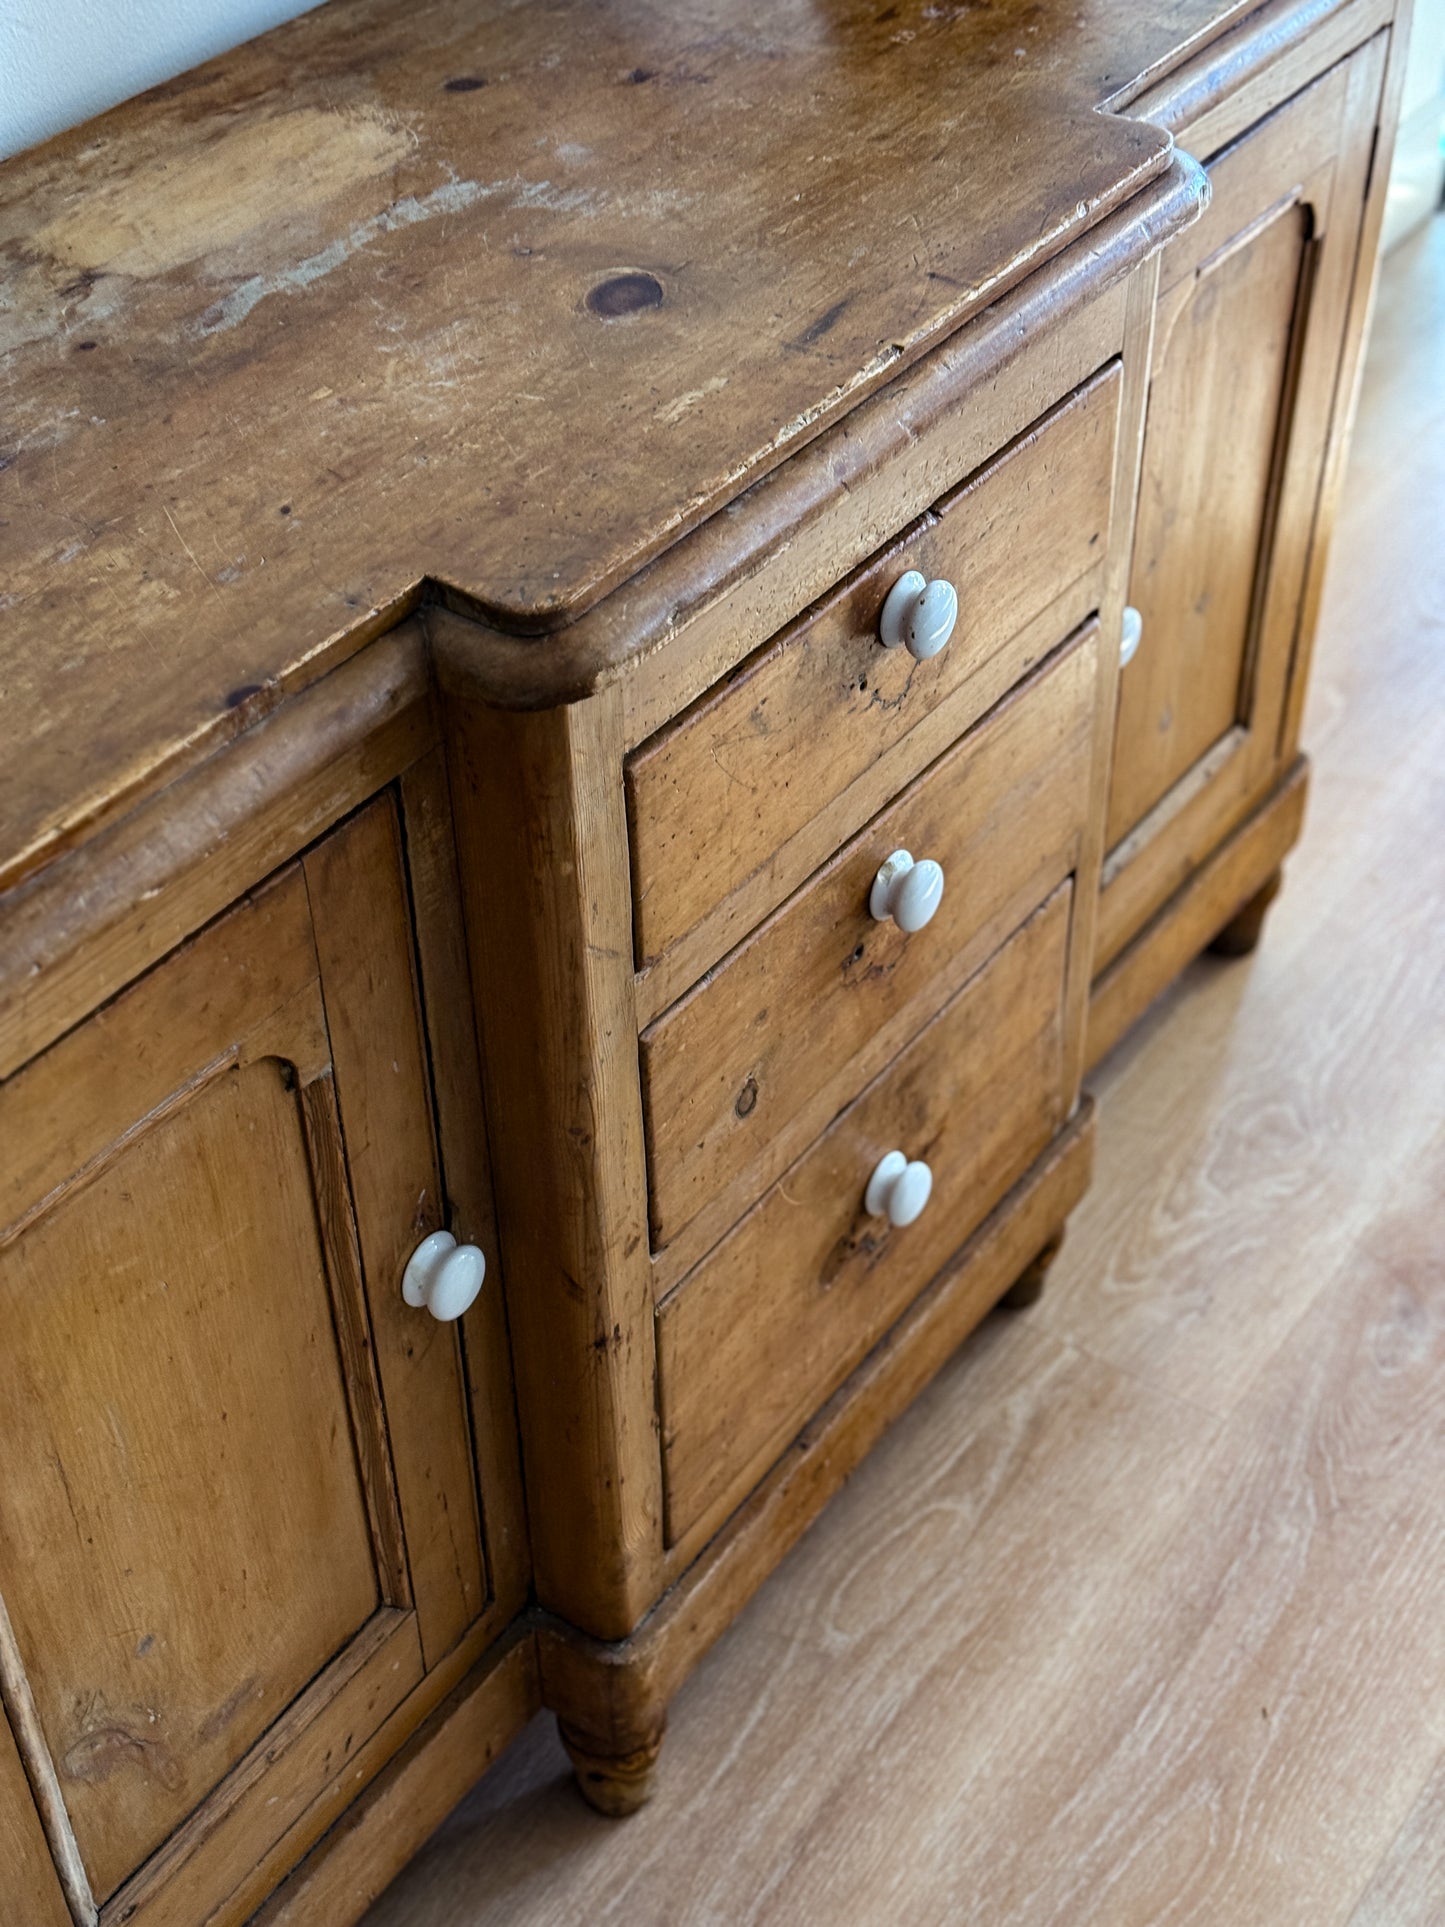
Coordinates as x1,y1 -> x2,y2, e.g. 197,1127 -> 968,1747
586,272 -> 665,318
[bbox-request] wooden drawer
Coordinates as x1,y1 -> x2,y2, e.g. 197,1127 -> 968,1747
657,883 -> 1072,1551
627,364 -> 1120,981
642,624 -> 1098,1257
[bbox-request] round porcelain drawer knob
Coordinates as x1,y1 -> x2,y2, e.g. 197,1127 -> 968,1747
865,1150 -> 934,1227
402,1230 -> 486,1322
878,570 -> 959,660
1120,604 -> 1143,668
870,848 -> 945,932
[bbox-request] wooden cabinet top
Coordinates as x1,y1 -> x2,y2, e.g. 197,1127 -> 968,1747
0,0 -> 1354,887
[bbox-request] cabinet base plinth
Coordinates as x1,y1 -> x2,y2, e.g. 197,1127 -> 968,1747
1088,759 -> 1309,1068
535,1102 -> 1095,1808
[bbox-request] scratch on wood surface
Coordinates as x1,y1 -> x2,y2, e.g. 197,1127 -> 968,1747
161,505 -> 222,601
195,1674 -> 263,1745
656,376 -> 730,425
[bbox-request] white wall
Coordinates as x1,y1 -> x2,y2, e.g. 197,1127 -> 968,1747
0,0 -> 323,162
1384,0 -> 1445,247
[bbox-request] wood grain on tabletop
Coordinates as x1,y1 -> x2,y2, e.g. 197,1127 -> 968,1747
0,0 -> 1270,890
357,219 -> 1445,1927
0,620 -> 435,1083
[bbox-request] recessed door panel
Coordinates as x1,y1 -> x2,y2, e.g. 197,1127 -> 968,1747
1096,36 -> 1387,978
0,1055 -> 383,1902
1107,195 -> 1310,845
0,783 -> 507,1924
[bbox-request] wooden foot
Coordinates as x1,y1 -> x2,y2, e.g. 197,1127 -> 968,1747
1209,868 -> 1284,958
559,1717 -> 666,1817
997,1230 -> 1064,1311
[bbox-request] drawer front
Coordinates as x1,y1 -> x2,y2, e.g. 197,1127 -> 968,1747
627,364 -> 1120,975
642,625 -> 1098,1255
657,884 -> 1072,1550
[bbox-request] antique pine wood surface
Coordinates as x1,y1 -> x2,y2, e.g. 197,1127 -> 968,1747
624,365 -> 1120,974
1088,754 -> 1309,1068
1095,32 -> 1387,973
1086,0 -> 1406,1061
0,1692 -> 70,1926
0,5 -> 1407,1917
0,773 -> 532,1925
304,797 -> 489,1671
1105,112 -> 1317,845
641,630 -> 1096,1266
254,1634 -> 541,1927
0,620 -> 436,1082
397,749 -> 533,1634
0,867 -> 427,1921
441,685 -> 665,1643
604,219 -> 1141,765
658,885 -> 1073,1556
2,0 -> 1373,895
354,219 -> 1445,1927
543,1100 -> 1093,1709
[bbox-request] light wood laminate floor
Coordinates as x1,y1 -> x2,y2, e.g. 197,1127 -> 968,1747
363,217 -> 1445,1927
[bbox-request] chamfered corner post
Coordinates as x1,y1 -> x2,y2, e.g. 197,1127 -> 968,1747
436,664 -> 667,1653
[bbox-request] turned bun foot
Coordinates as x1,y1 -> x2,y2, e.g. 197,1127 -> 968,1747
997,1230 -> 1064,1310
1209,868 -> 1284,958
559,1717 -> 666,1817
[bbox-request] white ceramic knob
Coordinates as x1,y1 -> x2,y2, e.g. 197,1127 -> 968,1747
878,570 -> 959,660
402,1230 -> 486,1322
1120,604 -> 1143,668
864,1150 -> 934,1227
869,848 -> 945,932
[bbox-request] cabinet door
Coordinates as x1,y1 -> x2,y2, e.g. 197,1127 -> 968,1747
1097,37 -> 1385,969
0,792 -> 499,1925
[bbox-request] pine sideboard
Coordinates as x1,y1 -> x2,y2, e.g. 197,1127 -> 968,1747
0,0 -> 1406,1919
